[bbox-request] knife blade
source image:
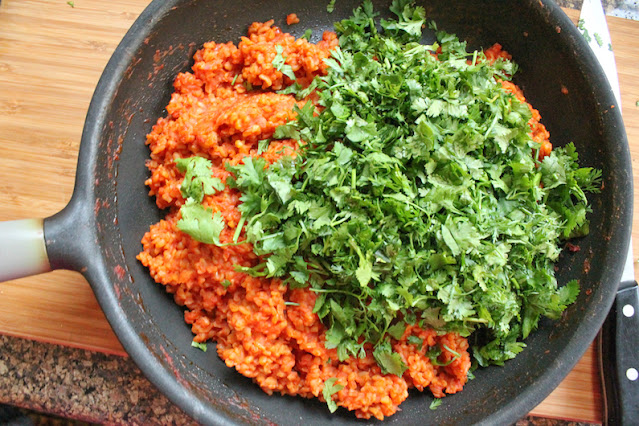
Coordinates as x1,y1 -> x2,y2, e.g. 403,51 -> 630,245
578,1 -> 639,424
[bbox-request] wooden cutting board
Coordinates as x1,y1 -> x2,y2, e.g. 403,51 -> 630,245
0,1 -> 637,422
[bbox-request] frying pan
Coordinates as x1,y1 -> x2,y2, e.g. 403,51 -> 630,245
0,0 -> 631,424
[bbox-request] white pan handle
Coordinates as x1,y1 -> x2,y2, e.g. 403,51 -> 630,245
0,218 -> 51,282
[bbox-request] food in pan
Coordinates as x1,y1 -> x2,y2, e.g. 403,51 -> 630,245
138,0 -> 600,419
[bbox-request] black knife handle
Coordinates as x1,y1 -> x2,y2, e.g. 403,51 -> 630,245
600,284 -> 639,426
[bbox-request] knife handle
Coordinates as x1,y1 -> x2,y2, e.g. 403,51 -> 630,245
599,284 -> 639,426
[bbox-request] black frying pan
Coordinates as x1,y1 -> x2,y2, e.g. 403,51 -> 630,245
0,0 -> 631,424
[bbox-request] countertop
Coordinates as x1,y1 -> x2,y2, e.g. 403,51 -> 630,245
0,0 -> 638,424
0,333 -> 594,425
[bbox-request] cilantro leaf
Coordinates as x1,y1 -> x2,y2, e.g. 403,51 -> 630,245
373,340 -> 407,377
387,322 -> 406,340
273,121 -> 300,140
227,156 -> 267,189
272,45 -> 296,80
177,202 -> 226,245
382,0 -> 426,38
429,398 -> 442,410
345,115 -> 377,142
322,378 -> 344,413
175,157 -> 224,203
257,139 -> 271,155
594,32 -> 604,47
408,335 -> 423,348
191,341 -> 207,352
355,256 -> 373,287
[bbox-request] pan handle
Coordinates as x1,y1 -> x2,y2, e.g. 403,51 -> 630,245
0,197 -> 93,283
0,218 -> 51,282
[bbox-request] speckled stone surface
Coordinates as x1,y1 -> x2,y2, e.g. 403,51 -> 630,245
0,333 -> 597,424
558,0 -> 639,19
0,335 -> 194,425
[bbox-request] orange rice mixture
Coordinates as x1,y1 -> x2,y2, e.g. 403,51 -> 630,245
484,44 -> 552,159
138,23 -> 549,419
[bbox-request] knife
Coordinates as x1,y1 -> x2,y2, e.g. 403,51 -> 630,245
578,1 -> 639,424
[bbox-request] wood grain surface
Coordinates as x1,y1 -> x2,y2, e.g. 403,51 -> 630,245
0,1 -> 637,423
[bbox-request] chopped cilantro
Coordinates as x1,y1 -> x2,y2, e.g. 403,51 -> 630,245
225,0 -> 600,370
327,0 -> 336,13
272,45 -> 296,80
174,157 -> 227,245
467,365 -> 476,380
373,340 -> 407,376
408,335 -> 424,348
387,322 -> 406,340
191,341 -> 207,352
273,121 -> 300,140
175,157 -> 224,203
301,29 -> 313,40
221,279 -> 232,288
257,139 -> 271,155
322,378 -> 344,413
426,344 -> 460,367
177,204 -> 226,245
594,32 -> 604,47
67,1 -> 75,7
443,343 -> 461,359
429,398 -> 442,410
578,19 -> 592,43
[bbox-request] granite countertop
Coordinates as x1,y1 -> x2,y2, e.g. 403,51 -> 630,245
564,0 -> 639,19
0,335 -> 188,424
0,0 -> 636,424
0,334 -> 596,425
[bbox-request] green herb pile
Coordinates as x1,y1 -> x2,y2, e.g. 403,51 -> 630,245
177,0 -> 601,371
